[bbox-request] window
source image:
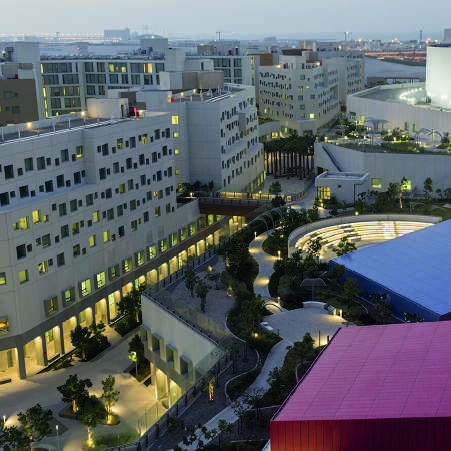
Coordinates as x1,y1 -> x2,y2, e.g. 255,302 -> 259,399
135,250 -> 145,266
44,296 -> 58,316
76,145 -> 84,158
0,273 -> 6,285
70,199 -> 78,212
371,178 -> 382,189
0,316 -> 10,334
172,115 -> 179,125
62,287 -> 75,305
122,257 -> 132,273
38,261 -> 48,274
86,194 -> 94,206
72,222 -> 79,235
16,244 -> 26,259
160,238 -> 168,253
42,234 -> 51,248
154,206 -> 161,217
103,230 -> 110,242
19,216 -> 29,230
57,253 -> 65,267
317,186 -> 330,200
131,219 -> 138,231
117,138 -> 124,150
95,272 -> 106,289
109,264 -> 120,280
148,244 -> 157,260
93,211 -> 100,223
171,232 -> 178,247
61,225 -> 69,238
24,158 -> 33,172
19,270 -> 28,283
36,157 -> 46,170
61,149 -> 69,162
189,223 -> 196,235
59,203 -> 67,216
73,244 -> 80,257
80,278 -> 91,297
89,235 -> 96,247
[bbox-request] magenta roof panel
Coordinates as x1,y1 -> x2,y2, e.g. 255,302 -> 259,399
274,322 -> 451,422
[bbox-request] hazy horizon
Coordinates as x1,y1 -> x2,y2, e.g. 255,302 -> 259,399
1,0 -> 448,40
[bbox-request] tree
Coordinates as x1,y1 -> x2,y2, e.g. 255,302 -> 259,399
307,206 -> 319,222
17,403 -> 53,443
231,400 -> 249,433
118,286 -> 143,323
183,264 -> 199,297
0,426 -> 31,451
77,395 -> 106,446
128,334 -> 145,375
207,271 -> 221,290
101,375 -> 120,420
271,195 -> 286,208
328,264 -> 345,284
70,325 -> 91,360
333,236 -> 357,256
424,177 -> 433,199
399,176 -> 409,208
195,279 -> 211,312
372,294 -> 392,323
405,312 -> 424,323
243,388 -> 264,420
306,237 -> 322,261
342,278 -> 360,304
268,181 -> 282,195
217,419 -> 234,450
57,374 -> 92,413
387,182 -> 400,206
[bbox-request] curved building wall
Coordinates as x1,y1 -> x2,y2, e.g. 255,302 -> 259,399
426,45 -> 451,108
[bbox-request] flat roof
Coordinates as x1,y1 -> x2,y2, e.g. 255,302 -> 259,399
332,220 -> 451,316
274,321 -> 451,422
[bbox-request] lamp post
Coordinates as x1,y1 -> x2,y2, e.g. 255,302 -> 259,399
56,424 -> 60,451
129,351 -> 138,377
278,250 -> 281,260
254,231 -> 257,240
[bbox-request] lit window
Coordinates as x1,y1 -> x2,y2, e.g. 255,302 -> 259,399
309,113 -> 315,119
80,279 -> 91,297
173,132 -> 179,138
43,215 -> 49,222
19,270 -> 28,283
95,272 -> 106,289
136,250 -> 145,266
142,134 -> 148,144
32,210 -> 41,223
62,288 -> 75,305
93,211 -> 100,223
0,316 -> 10,334
148,244 -> 157,260
174,149 -> 179,155
19,217 -> 29,230
45,297 -> 58,315
271,132 -> 279,139
89,235 -> 96,247
103,231 -> 110,242
172,115 -> 179,125
371,178 -> 382,189
317,186 -> 330,200
122,257 -> 132,273
0,273 -> 6,285
76,145 -> 84,158
38,261 -> 48,274
119,184 -> 126,194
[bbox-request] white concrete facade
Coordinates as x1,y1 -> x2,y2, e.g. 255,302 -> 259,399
0,105 -> 232,380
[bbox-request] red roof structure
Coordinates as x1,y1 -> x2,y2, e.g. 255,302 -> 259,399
271,322 -> 451,451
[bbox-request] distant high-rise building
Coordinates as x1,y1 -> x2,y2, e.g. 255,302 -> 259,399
443,28 -> 451,43
104,28 -> 131,42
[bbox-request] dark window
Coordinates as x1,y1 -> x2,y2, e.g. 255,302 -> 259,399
16,244 -> 26,259
19,186 -> 29,198
57,174 -> 65,188
0,192 -> 9,206
45,180 -> 53,192
61,225 -> 69,238
57,253 -> 65,267
61,149 -> 69,162
118,225 -> 125,237
24,158 -> 33,171
74,172 -> 81,184
37,157 -> 46,170
99,168 -> 106,180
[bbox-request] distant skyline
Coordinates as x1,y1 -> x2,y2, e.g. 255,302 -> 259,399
1,0 -> 449,40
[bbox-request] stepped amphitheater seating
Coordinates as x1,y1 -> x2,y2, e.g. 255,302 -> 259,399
296,221 -> 432,252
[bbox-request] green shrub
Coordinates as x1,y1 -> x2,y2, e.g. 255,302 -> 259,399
112,315 -> 139,336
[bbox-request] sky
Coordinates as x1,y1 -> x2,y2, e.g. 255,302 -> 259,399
2,0 -> 448,39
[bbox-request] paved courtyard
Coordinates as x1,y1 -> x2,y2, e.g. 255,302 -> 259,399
264,305 -> 347,346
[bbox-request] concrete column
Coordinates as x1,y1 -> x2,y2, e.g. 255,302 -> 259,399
41,334 -> 48,366
17,345 -> 26,379
105,298 -> 111,324
59,324 -> 66,355
91,306 -> 96,326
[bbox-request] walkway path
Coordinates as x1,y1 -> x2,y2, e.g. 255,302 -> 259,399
176,338 -> 291,451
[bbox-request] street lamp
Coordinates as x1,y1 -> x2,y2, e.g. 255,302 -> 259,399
129,351 -> 138,377
278,250 -> 281,259
56,424 -> 60,451
254,231 -> 257,240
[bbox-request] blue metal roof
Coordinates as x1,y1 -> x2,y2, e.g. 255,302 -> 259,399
332,220 -> 451,316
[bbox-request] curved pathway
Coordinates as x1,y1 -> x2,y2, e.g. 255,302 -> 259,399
175,338 -> 292,451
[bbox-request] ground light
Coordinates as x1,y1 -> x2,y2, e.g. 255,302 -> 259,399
56,425 -> 60,451
129,351 -> 138,376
